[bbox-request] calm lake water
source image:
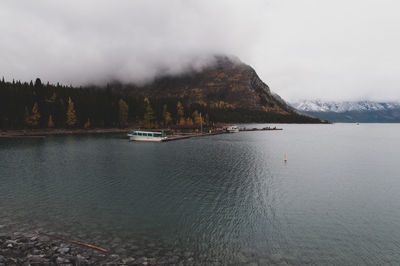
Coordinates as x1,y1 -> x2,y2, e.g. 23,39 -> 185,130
1,124 -> 400,265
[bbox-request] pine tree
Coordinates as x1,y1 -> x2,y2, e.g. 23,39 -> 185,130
176,101 -> 184,124
178,117 -> 185,126
162,104 -> 172,127
192,110 -> 202,126
34,78 -> 42,87
185,117 -> 194,126
66,97 -> 77,127
31,102 -> 40,126
45,92 -> 56,103
24,102 -> 40,127
84,118 -> 91,129
118,98 -> 129,127
205,114 -> 210,126
48,115 -> 55,128
24,107 -> 31,127
143,98 -> 155,129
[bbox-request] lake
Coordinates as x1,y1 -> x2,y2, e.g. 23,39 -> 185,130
1,124 -> 400,265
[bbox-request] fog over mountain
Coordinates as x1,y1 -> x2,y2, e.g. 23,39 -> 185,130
1,0 -> 400,101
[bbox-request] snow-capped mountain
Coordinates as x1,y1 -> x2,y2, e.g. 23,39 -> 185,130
291,100 -> 400,122
292,100 -> 400,113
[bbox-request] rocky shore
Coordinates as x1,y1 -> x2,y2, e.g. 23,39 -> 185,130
0,229 -> 206,266
0,217 -> 295,265
0,230 -> 138,266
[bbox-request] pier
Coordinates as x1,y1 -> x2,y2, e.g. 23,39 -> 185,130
162,127 -> 283,142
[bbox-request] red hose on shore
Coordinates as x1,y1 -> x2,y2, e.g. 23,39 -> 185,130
31,230 -> 108,253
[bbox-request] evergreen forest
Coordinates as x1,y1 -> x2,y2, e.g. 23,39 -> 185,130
0,78 -> 321,130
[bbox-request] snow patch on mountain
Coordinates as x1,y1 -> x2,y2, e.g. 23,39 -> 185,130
291,100 -> 400,113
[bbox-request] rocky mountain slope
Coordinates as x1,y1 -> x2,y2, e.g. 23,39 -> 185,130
115,56 -> 321,123
292,100 -> 400,122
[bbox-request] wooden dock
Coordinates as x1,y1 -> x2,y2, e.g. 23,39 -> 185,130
163,133 -> 219,141
162,128 -> 281,142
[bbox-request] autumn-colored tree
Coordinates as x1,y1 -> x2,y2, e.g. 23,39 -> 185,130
204,114 -> 210,126
185,117 -> 194,126
162,104 -> 172,127
45,92 -> 56,103
48,115 -> 55,128
118,98 -> 129,127
24,102 -> 40,127
84,118 -> 91,129
192,110 -> 202,126
143,98 -> 155,129
66,97 -> 77,127
176,101 -> 184,124
178,117 -> 185,126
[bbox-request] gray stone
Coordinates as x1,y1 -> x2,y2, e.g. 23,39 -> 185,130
27,254 -> 46,263
32,248 -> 42,255
0,233 -> 9,239
76,254 -> 89,265
56,256 -> 70,264
110,254 -> 120,261
122,257 -> 136,264
58,247 -> 70,254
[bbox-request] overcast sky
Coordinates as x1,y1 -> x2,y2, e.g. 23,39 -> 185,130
1,0 -> 399,102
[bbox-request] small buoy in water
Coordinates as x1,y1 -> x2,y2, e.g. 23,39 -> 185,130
284,153 -> 288,162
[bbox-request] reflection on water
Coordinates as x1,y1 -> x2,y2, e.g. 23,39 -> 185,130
1,124 -> 400,264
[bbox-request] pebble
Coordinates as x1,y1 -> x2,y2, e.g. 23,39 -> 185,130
58,247 -> 70,254
56,256 -> 70,264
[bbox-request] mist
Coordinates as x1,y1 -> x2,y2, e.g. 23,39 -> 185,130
1,0 -> 400,101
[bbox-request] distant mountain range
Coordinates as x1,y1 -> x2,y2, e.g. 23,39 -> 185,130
291,100 -> 400,122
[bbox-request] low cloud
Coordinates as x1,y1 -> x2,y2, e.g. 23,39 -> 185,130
1,0 -> 400,101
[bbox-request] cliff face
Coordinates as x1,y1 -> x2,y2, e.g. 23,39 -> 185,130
124,56 -> 294,115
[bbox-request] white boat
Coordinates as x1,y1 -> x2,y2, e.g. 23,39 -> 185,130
226,125 -> 240,133
127,131 -> 167,142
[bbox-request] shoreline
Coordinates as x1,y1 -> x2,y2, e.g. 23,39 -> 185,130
0,128 -> 129,138
0,126 -> 283,139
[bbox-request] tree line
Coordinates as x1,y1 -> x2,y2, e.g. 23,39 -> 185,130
0,77 -> 321,130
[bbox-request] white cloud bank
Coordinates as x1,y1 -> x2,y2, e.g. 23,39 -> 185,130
1,0 -> 400,101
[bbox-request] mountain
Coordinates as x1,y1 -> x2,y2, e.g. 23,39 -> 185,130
291,100 -> 400,122
115,56 -> 322,123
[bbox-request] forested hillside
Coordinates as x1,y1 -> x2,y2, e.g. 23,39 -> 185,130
0,77 -> 321,130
